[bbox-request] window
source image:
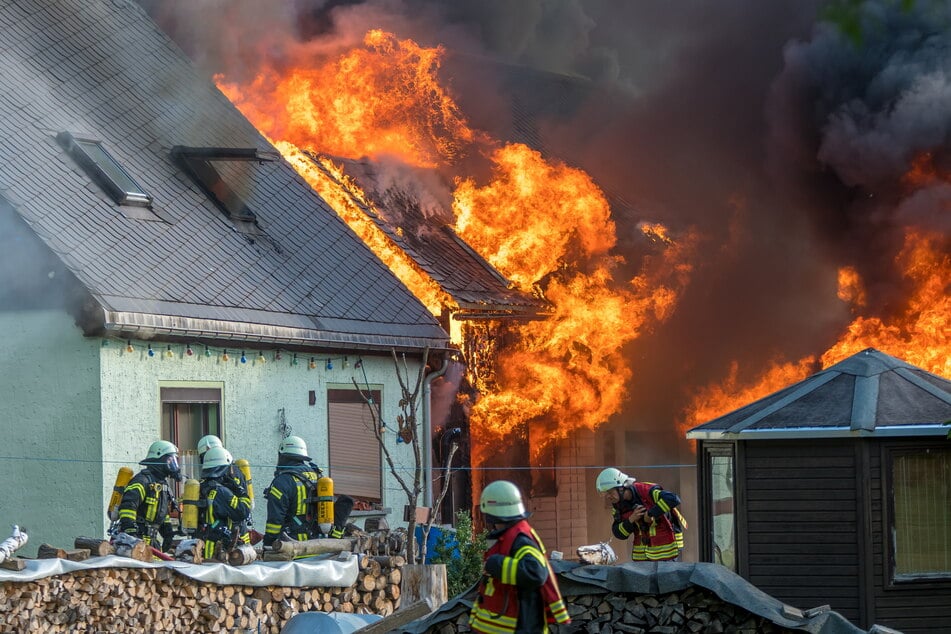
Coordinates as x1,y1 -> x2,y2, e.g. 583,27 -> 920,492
887,445 -> 951,582
57,132 -> 152,207
703,444 -> 736,571
160,386 -> 222,481
171,146 -> 279,224
328,388 -> 382,503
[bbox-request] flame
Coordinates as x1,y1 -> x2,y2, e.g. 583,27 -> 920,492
682,228 -> 950,429
217,29 -> 476,168
217,30 -> 696,462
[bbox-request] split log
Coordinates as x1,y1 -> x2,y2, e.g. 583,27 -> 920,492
114,540 -> 151,562
0,558 -> 25,571
37,544 -> 87,561
263,537 -> 354,561
74,537 -> 115,557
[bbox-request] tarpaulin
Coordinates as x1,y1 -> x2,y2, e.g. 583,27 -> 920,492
0,552 -> 359,588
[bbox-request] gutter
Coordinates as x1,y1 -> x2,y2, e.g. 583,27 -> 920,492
421,353 -> 459,507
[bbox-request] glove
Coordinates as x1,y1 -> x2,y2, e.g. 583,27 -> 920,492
159,523 -> 176,552
225,477 -> 247,498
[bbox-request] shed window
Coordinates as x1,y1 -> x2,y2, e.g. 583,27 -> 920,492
57,132 -> 152,207
888,446 -> 951,581
328,389 -> 382,503
703,445 -> 736,571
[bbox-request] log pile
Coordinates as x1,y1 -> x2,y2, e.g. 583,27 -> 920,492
0,554 -> 407,633
418,586 -> 802,633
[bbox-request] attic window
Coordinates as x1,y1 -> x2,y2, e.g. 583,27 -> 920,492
57,132 -> 152,207
172,146 -> 279,223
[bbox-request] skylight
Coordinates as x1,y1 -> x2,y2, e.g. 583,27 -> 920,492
57,132 -> 152,207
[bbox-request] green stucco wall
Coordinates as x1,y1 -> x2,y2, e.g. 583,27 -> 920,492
99,339 -> 422,535
0,309 -> 102,554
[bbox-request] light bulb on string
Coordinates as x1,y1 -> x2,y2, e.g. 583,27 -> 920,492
257,352 -> 267,364
355,358 -> 363,369
343,357 -> 349,369
275,351 -> 282,361
204,346 -> 211,358
222,350 -> 229,362
126,341 -> 134,353
325,358 -> 333,370
186,345 -> 193,356
240,351 -> 247,364
101,339 -> 109,348
292,354 -> 298,366
309,357 -> 316,370
147,345 -> 154,357
165,345 -> 174,358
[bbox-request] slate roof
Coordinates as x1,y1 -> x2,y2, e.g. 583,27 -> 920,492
687,348 -> 951,439
315,155 -> 550,317
0,0 -> 448,351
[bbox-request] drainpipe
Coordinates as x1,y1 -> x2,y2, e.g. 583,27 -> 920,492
422,355 -> 452,508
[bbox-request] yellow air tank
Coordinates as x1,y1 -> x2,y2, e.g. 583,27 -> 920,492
316,476 -> 334,535
235,458 -> 254,509
107,466 -> 134,521
181,479 -> 201,533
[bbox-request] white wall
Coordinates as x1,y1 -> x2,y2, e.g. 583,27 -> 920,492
100,341 -> 423,529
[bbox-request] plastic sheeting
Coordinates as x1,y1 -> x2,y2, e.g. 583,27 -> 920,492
397,562 -> 878,634
280,611 -> 382,634
0,553 -> 359,588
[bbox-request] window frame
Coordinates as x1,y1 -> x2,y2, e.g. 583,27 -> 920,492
57,131 -> 153,207
701,442 -> 737,571
160,384 -> 223,484
883,442 -> 951,588
171,146 -> 279,223
327,387 -> 383,504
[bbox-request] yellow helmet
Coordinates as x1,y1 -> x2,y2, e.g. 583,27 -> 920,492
479,480 -> 527,521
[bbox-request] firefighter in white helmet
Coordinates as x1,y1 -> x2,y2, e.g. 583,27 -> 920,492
196,446 -> 251,561
262,436 -> 354,547
595,467 -> 686,561
116,440 -> 182,551
197,434 -> 253,543
469,480 -> 570,633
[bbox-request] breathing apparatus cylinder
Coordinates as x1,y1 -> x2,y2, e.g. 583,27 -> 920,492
181,479 -> 201,533
107,466 -> 134,521
235,458 -> 254,509
316,476 -> 334,535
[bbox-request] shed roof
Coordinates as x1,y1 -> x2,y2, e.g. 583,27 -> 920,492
687,348 -> 951,440
0,0 -> 448,352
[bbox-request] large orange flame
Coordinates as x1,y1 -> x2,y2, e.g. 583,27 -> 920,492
682,227 -> 950,429
217,29 -> 695,460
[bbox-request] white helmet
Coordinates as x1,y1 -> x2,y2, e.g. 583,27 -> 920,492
596,467 -> 632,493
141,440 -> 180,479
201,446 -> 233,477
197,434 -> 223,457
479,480 -> 528,521
279,435 -> 310,459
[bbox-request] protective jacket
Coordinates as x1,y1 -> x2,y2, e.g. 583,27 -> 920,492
197,478 -> 252,560
263,462 -> 321,545
117,468 -> 174,548
611,481 -> 684,561
470,520 -> 570,633
223,464 -> 253,543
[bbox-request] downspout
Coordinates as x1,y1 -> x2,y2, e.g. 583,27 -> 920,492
422,356 -> 451,508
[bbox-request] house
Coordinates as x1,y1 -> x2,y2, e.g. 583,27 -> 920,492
0,0 -> 452,552
686,348 -> 951,633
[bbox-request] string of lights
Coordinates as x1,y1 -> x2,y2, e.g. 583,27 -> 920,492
101,335 -> 364,370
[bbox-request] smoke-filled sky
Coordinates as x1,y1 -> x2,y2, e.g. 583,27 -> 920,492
140,0 -> 951,430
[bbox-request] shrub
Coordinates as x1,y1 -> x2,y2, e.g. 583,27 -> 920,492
431,510 -> 488,598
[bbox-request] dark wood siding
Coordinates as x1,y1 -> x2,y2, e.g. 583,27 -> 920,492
868,438 -> 951,634
742,440 -> 861,623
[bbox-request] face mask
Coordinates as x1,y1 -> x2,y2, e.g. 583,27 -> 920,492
166,454 -> 181,475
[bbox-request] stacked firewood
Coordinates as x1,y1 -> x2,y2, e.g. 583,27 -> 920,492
0,553 -> 406,633
421,587 -> 801,633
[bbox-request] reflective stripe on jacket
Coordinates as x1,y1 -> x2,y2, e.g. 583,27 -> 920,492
470,520 -> 570,633
612,481 -> 681,561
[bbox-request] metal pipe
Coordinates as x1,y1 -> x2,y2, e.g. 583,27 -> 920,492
422,355 -> 452,508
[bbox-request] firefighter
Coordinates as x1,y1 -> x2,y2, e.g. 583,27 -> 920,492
470,480 -> 570,633
197,434 -> 253,543
595,467 -> 685,561
116,440 -> 182,551
196,446 -> 252,561
263,436 -> 354,547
